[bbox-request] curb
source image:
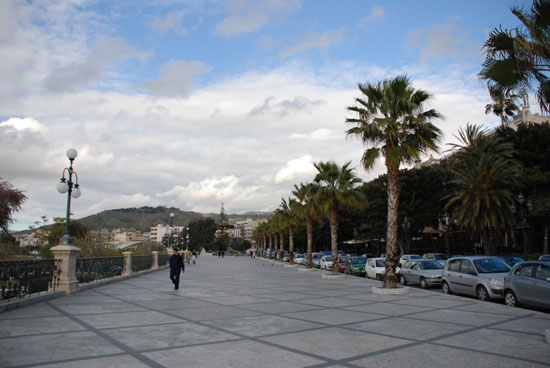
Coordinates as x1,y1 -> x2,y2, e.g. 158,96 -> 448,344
371,286 -> 409,295
546,329 -> 550,345
321,273 -> 345,280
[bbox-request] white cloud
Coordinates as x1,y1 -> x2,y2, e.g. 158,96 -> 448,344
43,35 -> 153,93
139,60 -> 212,97
248,96 -> 323,116
148,10 -> 189,35
214,0 -> 301,37
0,117 -> 45,132
404,23 -> 477,62
274,155 -> 316,184
358,6 -> 385,28
279,30 -> 343,58
290,128 -> 341,141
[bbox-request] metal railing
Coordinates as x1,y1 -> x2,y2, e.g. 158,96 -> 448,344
132,255 -> 153,272
76,257 -> 124,284
1,259 -> 61,301
158,254 -> 170,266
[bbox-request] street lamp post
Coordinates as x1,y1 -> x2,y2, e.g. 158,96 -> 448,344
56,148 -> 81,245
402,217 -> 411,253
186,226 -> 190,251
512,193 -> 533,258
439,212 -> 450,255
169,213 -> 174,249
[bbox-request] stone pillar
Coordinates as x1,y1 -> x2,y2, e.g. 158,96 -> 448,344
152,251 -> 159,270
50,244 -> 81,295
122,251 -> 133,276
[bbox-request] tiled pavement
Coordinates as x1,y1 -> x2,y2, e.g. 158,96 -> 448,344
1,256 -> 549,367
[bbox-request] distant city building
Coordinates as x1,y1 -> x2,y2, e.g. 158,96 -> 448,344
150,224 -> 185,243
14,233 -> 39,248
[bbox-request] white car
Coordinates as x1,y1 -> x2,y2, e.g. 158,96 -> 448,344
366,257 -> 400,280
320,255 -> 333,270
294,253 -> 305,264
399,254 -> 421,267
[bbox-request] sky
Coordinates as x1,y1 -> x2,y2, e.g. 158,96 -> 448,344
1,0 -> 538,231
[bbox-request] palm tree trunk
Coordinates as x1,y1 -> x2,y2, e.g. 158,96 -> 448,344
384,167 -> 400,288
279,231 -> 284,261
330,200 -> 339,275
289,226 -> 295,264
268,235 -> 272,259
273,234 -> 278,260
306,214 -> 313,269
482,228 -> 493,255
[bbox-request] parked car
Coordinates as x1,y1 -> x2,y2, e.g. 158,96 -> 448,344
338,256 -> 348,273
294,253 -> 305,265
312,253 -> 323,268
497,255 -> 524,267
345,256 -> 367,277
399,259 -> 443,288
441,256 -> 510,301
503,261 -> 550,309
282,253 -> 289,262
366,258 -> 400,280
422,253 -> 448,266
539,254 -> 550,261
398,254 -> 421,267
320,255 -> 333,270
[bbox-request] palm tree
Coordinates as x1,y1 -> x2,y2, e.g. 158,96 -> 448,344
293,182 -> 319,269
485,86 -> 520,126
279,197 -> 299,264
479,0 -> 550,112
445,124 -> 522,255
346,75 -> 443,288
313,161 -> 364,275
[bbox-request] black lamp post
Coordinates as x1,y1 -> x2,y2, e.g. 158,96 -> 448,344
56,148 -> 81,245
512,193 -> 533,257
402,216 -> 411,253
439,212 -> 450,255
169,213 -> 174,249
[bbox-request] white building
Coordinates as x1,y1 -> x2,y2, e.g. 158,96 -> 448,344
150,224 -> 185,243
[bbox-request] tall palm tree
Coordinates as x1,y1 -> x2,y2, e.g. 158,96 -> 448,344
445,124 -> 522,255
485,86 -> 520,126
313,161 -> 364,275
279,197 -> 299,265
479,0 -> 550,112
293,182 -> 319,269
346,75 -> 443,288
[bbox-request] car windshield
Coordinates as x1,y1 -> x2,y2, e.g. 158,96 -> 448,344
432,254 -> 447,260
324,256 -> 332,261
473,258 -> 510,273
418,260 -> 443,270
352,257 -> 367,264
505,256 -> 524,265
339,256 -> 348,263
410,255 -> 422,259
375,259 -> 386,267
539,255 -> 550,261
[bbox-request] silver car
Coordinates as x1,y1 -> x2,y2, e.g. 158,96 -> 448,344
503,261 -> 550,309
399,259 -> 443,288
441,256 -> 510,301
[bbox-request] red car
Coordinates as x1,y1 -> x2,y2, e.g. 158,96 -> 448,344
338,256 -> 348,273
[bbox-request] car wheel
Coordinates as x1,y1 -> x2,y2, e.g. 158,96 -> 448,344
419,278 -> 428,289
504,290 -> 519,307
442,281 -> 452,295
400,275 -> 407,285
476,285 -> 490,302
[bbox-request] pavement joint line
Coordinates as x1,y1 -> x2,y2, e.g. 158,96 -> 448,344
4,352 -> 128,368
485,326 -> 548,338
428,341 -> 549,366
44,301 -> 165,368
303,312 -> 536,367
91,288 -> 340,365
0,327 -> 89,341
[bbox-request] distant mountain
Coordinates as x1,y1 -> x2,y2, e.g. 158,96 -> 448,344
75,206 -> 272,232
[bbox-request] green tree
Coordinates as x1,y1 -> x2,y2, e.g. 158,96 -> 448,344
313,161 -> 364,275
446,124 -> 522,255
346,75 -> 443,287
485,86 -> 520,126
0,178 -> 27,235
279,197 -> 300,264
293,182 -> 319,268
479,0 -> 550,112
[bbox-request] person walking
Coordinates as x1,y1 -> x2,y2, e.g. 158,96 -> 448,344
185,248 -> 191,264
192,249 -> 197,264
169,248 -> 185,290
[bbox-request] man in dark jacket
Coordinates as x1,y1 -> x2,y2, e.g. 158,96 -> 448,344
170,248 -> 185,290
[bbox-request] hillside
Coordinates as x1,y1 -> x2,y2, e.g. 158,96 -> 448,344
76,206 -> 272,232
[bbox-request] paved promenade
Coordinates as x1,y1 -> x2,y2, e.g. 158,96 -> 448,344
1,256 -> 549,367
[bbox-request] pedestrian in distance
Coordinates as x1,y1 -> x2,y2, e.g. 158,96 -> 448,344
192,249 -> 197,264
185,248 -> 191,264
169,248 -> 185,290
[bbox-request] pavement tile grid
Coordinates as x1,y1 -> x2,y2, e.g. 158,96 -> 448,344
0,257 -> 548,368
